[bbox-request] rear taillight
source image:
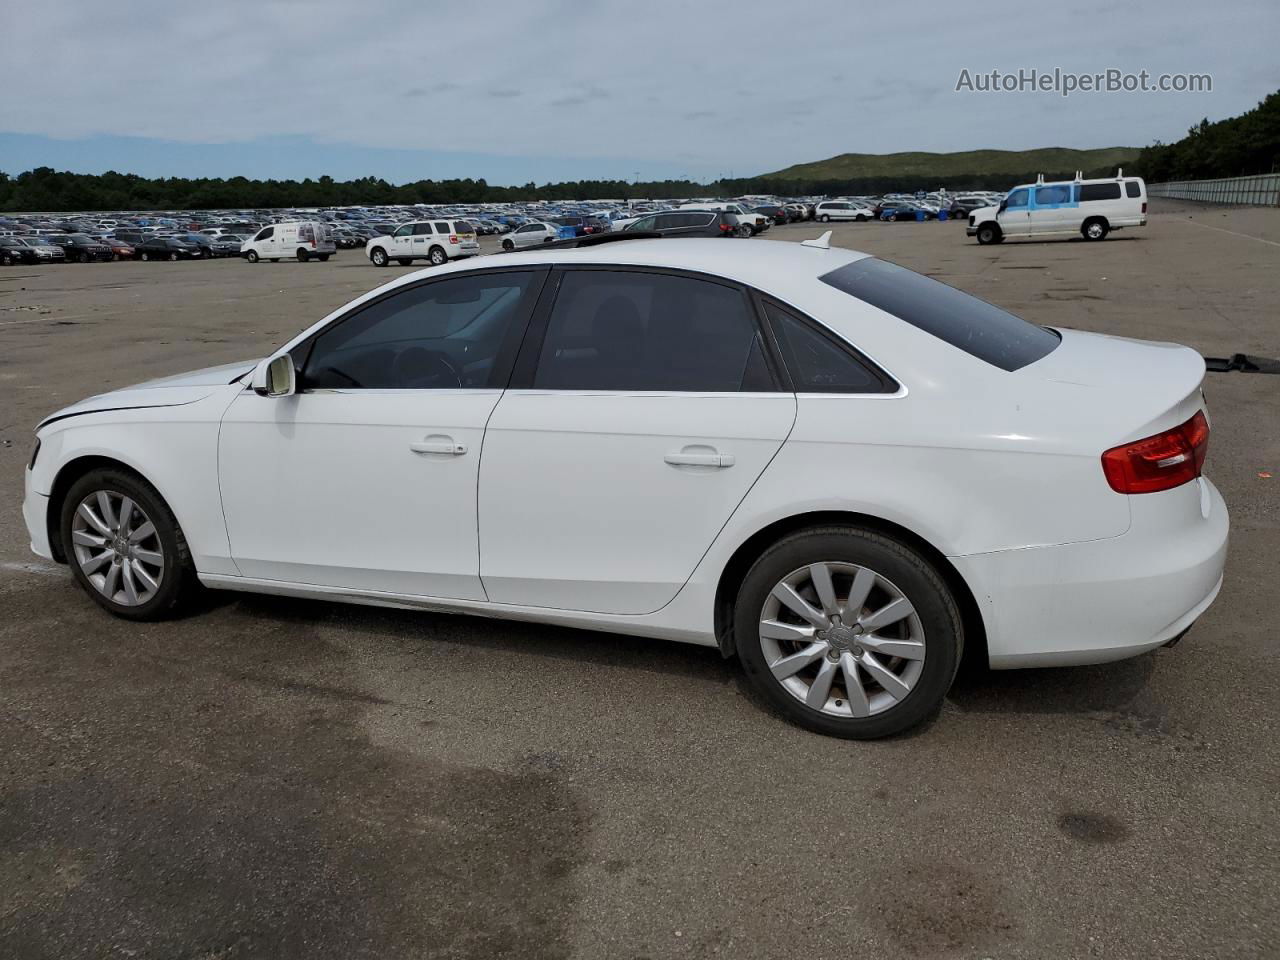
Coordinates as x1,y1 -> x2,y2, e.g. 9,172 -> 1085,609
719,223 -> 732,232
449,235 -> 458,244
1101,411 -> 1209,494
1141,202 -> 1148,214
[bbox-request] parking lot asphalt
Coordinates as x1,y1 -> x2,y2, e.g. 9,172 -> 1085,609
1,201 -> 1277,959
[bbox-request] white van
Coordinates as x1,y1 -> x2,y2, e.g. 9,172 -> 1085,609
242,221 -> 337,262
967,172 -> 1147,244
814,200 -> 875,222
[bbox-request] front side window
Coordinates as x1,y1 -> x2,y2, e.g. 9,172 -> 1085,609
300,271 -> 542,390
763,301 -> 893,393
255,227 -> 274,241
533,270 -> 773,392
819,258 -> 1059,372
629,216 -> 657,231
1005,189 -> 1029,209
393,225 -> 412,237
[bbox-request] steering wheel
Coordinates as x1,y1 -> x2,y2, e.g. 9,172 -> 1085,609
396,348 -> 462,389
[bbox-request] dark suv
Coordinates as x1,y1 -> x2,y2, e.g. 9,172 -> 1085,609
622,210 -> 738,237
44,234 -> 115,262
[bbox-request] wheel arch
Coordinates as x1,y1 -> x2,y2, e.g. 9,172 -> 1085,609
711,510 -> 988,671
46,455 -> 156,564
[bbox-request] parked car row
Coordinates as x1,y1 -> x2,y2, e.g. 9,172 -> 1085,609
0,186 -> 1028,269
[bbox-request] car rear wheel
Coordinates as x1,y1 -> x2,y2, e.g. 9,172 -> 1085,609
735,526 -> 961,739
318,254 -> 330,262
369,247 -> 388,267
61,468 -> 198,621
819,214 -> 831,223
168,252 -> 178,261
502,238 -> 514,251
296,248 -> 309,262
140,252 -> 150,261
1083,218 -> 1109,241
735,224 -> 753,238
976,223 -> 1001,245
246,250 -> 259,263
429,246 -> 448,266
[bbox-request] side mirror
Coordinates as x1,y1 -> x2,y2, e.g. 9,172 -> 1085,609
252,354 -> 296,398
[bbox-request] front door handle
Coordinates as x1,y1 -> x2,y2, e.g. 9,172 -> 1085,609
665,450 -> 734,468
410,437 -> 467,456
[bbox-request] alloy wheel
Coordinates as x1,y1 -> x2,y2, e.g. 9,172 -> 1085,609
758,561 -> 925,718
70,490 -> 165,606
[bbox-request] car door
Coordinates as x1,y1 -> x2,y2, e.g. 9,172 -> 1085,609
1030,183 -> 1073,235
478,267 -> 796,615
998,187 -> 1031,236
390,224 -> 414,258
218,267 -> 548,599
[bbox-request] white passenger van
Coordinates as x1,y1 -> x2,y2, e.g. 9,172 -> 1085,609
365,219 -> 480,267
242,221 -> 337,262
967,171 -> 1147,244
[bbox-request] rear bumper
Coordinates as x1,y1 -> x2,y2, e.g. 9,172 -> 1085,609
22,467 -> 53,561
953,477 -> 1229,668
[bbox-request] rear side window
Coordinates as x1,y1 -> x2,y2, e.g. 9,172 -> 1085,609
1079,182 -> 1122,201
818,258 -> 1060,372
1035,185 -> 1071,205
533,270 -> 774,392
763,301 -> 894,394
1125,181 -> 1142,198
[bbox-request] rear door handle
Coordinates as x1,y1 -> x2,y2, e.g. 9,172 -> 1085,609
665,451 -> 734,468
410,437 -> 467,456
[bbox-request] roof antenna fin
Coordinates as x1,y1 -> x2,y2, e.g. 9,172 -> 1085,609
801,230 -> 832,250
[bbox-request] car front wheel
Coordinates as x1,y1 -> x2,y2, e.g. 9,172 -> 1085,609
61,468 -> 198,621
734,526 -> 961,739
369,247 -> 388,267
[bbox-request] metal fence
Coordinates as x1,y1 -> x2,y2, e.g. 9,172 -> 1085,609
1148,174 -> 1280,206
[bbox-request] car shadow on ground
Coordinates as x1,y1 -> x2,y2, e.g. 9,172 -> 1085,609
211,590 -> 1157,722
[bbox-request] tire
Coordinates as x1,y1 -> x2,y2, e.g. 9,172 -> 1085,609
889,213 -> 898,222
369,247 -> 388,267
1,254 -> 11,266
819,214 -> 831,223
428,246 -> 447,266
502,239 -> 514,251
140,252 -> 150,261
735,223 -> 753,238
78,252 -> 89,264
856,215 -> 867,222
296,248 -> 309,262
270,259 -> 279,263
397,258 -> 413,266
1082,218 -> 1109,241
60,467 -> 199,621
318,254 -> 330,262
975,223 -> 1000,245
246,250 -> 259,263
169,252 -> 178,261
734,525 -> 962,739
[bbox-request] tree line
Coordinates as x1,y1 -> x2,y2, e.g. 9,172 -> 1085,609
2,89 -> 1275,213
1135,90 -> 1280,182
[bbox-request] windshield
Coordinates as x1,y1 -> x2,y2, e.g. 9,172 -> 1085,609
818,258 -> 1060,372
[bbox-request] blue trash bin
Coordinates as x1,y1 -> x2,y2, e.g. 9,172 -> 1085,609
938,209 -> 949,222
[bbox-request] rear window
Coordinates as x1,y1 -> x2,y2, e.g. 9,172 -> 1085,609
452,221 -> 475,234
818,258 -> 1060,372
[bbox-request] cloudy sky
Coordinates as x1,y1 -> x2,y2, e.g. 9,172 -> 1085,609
3,0 -> 1277,184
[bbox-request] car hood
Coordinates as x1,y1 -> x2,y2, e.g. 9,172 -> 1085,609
38,359 -> 257,429
970,205 -> 999,219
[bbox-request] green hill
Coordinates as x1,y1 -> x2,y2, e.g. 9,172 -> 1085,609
763,147 -> 1140,181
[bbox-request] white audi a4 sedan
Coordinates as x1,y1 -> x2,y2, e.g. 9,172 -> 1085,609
22,236 -> 1228,738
